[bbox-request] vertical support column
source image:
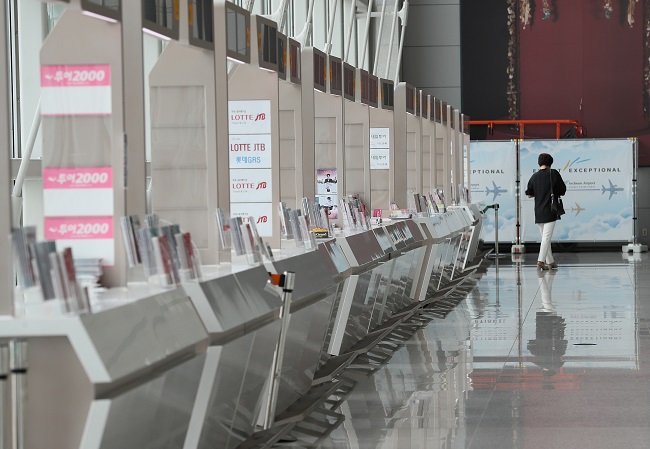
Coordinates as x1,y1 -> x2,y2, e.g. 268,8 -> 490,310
121,1 -> 147,218
393,83 -> 408,207
0,1 -> 14,315
414,90 -> 423,194
453,108 -> 462,204
301,49 -> 316,201
443,103 -> 452,202
214,1 -> 231,261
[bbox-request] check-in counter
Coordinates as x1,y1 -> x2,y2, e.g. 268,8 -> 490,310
268,248 -> 343,417
0,287 -> 209,449
326,214 -> 468,357
180,266 -> 284,449
0,214 -> 485,449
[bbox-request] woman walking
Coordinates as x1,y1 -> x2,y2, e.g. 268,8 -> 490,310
525,153 -> 567,270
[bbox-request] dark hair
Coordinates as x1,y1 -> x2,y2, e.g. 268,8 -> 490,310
538,153 -> 554,167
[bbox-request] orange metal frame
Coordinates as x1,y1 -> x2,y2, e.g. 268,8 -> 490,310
468,119 -> 585,139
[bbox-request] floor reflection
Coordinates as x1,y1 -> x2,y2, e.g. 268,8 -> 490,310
320,253 -> 649,449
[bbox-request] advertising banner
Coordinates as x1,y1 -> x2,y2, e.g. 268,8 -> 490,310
229,100 -> 273,236
41,64 -> 112,116
42,167 -> 114,264
469,141 -> 518,243
520,139 -> 634,242
41,63 -> 115,266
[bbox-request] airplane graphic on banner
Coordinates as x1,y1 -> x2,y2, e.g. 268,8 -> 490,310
570,202 -> 585,216
601,179 -> 623,200
485,181 -> 507,201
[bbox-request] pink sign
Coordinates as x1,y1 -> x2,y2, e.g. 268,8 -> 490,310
43,167 -> 113,189
45,217 -> 114,240
41,65 -> 111,87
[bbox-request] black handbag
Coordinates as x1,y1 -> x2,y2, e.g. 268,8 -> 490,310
549,169 -> 566,218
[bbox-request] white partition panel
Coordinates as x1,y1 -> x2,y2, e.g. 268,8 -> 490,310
469,141 -> 518,244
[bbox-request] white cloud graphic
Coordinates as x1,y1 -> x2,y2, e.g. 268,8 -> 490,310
555,208 -> 633,240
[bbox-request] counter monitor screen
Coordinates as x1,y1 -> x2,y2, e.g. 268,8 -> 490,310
257,16 -> 278,72
434,98 -> 442,123
406,85 -> 415,115
450,109 -> 456,129
226,2 -> 250,62
368,74 -> 378,108
143,0 -> 178,40
463,114 -> 470,133
343,64 -> 355,101
289,38 -> 301,84
415,90 -> 421,117
313,49 -> 327,92
82,0 -> 120,21
381,79 -> 394,110
277,32 -> 287,80
422,94 -> 429,119
188,1 -> 214,48
441,101 -> 448,125
429,97 -> 435,121
360,70 -> 370,104
329,56 -> 342,96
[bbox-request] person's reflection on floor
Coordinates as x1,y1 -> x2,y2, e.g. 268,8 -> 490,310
527,272 -> 568,387
538,269 -> 556,313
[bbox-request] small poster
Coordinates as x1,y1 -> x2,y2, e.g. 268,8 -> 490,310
316,195 -> 338,219
316,168 -> 338,195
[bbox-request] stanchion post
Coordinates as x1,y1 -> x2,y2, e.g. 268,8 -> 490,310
263,271 -> 295,429
10,340 -> 27,449
494,203 -> 500,258
0,342 -> 9,449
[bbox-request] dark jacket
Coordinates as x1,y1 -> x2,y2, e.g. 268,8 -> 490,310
525,168 -> 567,224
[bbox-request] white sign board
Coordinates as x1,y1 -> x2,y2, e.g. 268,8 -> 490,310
229,169 -> 273,203
228,100 -> 272,135
229,134 -> 272,168
370,127 -> 390,170
231,203 -> 274,237
228,100 -> 273,237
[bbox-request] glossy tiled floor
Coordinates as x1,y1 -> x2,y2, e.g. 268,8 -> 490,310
320,252 -> 650,449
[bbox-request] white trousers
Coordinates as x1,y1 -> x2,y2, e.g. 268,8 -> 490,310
538,222 -> 556,264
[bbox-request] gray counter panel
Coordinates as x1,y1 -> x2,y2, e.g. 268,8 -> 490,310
97,355 -> 206,449
193,320 -> 281,449
274,288 -> 337,415
81,289 -> 207,387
